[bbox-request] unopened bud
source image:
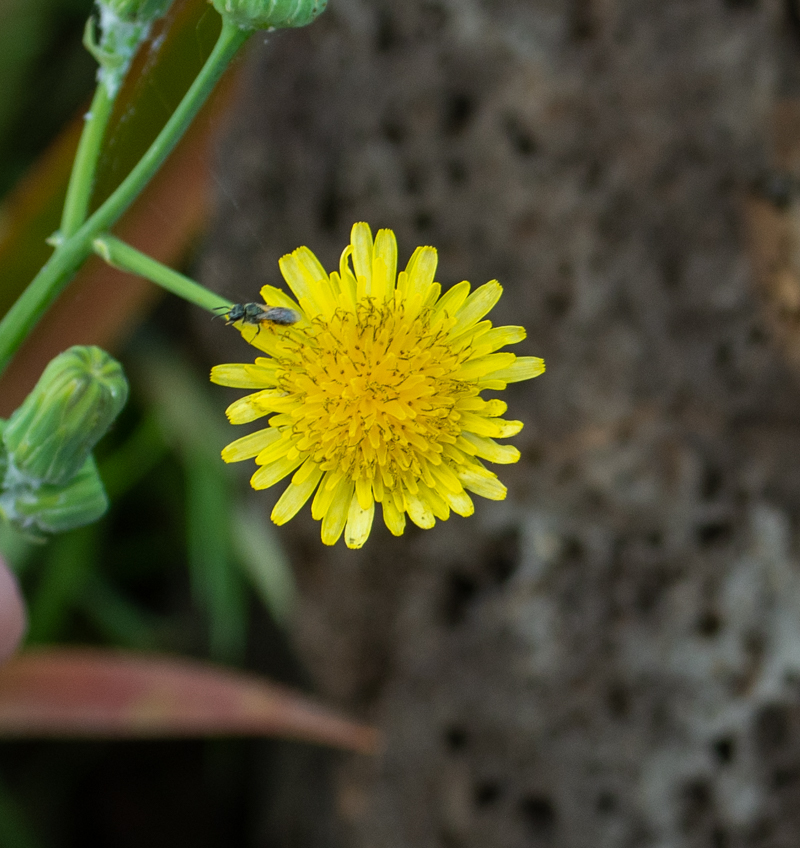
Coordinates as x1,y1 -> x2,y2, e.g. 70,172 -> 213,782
86,0 -> 173,95
99,0 -> 172,24
211,0 -> 327,30
3,346 -> 128,488
2,456 -> 108,536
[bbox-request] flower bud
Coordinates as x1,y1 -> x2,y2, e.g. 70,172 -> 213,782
3,346 -> 128,488
1,456 -> 108,536
211,0 -> 327,30
99,0 -> 172,24
86,0 -> 173,95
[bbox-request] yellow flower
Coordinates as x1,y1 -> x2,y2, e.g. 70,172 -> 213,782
211,223 -> 544,549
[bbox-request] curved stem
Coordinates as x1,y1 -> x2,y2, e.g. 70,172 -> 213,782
60,81 -> 115,239
0,19 -> 250,377
86,19 -> 249,236
93,234 -> 231,313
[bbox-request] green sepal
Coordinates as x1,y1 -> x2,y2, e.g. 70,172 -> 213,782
3,346 -> 128,488
211,0 -> 327,31
0,456 -> 109,536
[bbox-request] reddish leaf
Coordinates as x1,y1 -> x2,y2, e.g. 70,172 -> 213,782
0,648 -> 378,752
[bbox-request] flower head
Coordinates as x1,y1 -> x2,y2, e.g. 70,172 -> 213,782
211,223 -> 544,549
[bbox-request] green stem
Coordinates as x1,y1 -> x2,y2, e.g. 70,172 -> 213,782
0,19 -> 250,377
60,81 -> 115,238
93,234 -> 231,313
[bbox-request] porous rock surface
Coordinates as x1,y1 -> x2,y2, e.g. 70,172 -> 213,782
201,1 -> 800,845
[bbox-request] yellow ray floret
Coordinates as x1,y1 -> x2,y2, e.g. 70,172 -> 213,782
211,222 -> 545,549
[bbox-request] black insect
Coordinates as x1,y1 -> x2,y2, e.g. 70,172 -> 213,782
217,302 -> 301,327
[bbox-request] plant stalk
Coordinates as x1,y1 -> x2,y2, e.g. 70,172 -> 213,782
60,82 -> 115,239
0,19 -> 249,378
93,235 -> 231,313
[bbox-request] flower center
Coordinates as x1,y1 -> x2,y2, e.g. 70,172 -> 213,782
278,300 -> 474,485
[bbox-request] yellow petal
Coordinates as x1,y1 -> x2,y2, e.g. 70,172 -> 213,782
429,462 -> 464,493
460,432 -> 521,464
456,397 -> 508,416
382,498 -> 406,536
417,482 -> 450,521
371,257 -> 389,302
373,228 -> 398,299
250,453 -> 305,490
443,487 -> 474,517
351,223 -> 374,293
255,434 -> 295,466
449,280 -> 502,336
312,470 -> 342,520
431,280 -> 470,324
394,270 -> 409,298
449,319 -> 492,352
420,282 -> 441,311
329,270 -> 356,312
483,399 -> 508,416
225,390 -> 283,424
321,477 -> 353,545
371,471 -> 385,503
296,244 -> 327,280
245,362 -> 280,385
221,427 -> 280,463
279,249 -> 334,318
355,476 -> 373,510
405,489 -> 435,528
459,412 -> 523,439
456,463 -> 507,500
337,248 -> 358,310
324,469 -> 346,491
345,491 -> 375,548
454,352 -> 516,380
399,283 -> 440,325
271,462 -> 324,524
471,325 -> 527,355
293,455 -> 322,485
297,247 -> 338,314
489,356 -> 546,382
475,378 -> 508,391
401,245 -> 437,298
211,364 -> 265,388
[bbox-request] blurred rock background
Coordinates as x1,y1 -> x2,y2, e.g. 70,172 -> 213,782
199,0 -> 800,846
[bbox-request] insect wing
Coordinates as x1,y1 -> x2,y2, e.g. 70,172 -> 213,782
262,307 -> 301,326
